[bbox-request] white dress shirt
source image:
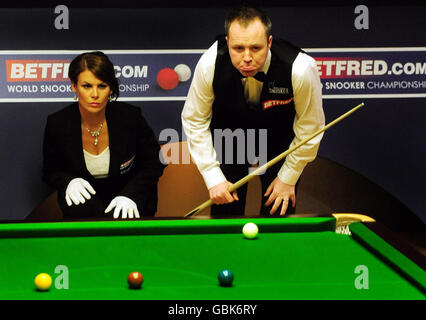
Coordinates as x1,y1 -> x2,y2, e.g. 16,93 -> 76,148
182,41 -> 325,190
83,146 -> 110,179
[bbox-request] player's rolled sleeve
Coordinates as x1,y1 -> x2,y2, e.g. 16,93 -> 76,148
278,53 -> 325,185
181,42 -> 226,189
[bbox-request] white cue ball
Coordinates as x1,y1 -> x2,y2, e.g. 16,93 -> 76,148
242,222 -> 258,239
174,64 -> 192,82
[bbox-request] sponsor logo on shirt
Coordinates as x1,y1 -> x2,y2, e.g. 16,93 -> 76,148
268,81 -> 290,95
120,155 -> 135,174
268,86 -> 290,94
262,98 -> 294,110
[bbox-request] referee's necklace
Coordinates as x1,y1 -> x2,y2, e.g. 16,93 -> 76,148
84,122 -> 104,146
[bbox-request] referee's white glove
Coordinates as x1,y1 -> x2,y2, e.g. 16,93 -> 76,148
104,196 -> 140,219
65,178 -> 96,206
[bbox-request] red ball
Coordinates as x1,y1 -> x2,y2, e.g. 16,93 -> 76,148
157,68 -> 179,90
127,271 -> 144,289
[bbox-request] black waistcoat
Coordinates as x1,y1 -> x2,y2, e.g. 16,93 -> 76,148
211,36 -> 301,162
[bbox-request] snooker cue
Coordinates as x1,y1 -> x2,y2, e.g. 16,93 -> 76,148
184,102 -> 365,217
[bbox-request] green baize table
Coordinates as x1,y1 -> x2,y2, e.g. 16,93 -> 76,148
0,215 -> 424,299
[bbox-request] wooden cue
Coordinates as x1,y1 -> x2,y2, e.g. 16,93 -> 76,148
184,102 -> 365,217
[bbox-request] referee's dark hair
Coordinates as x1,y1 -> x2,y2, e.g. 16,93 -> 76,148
68,51 -> 120,100
224,5 -> 272,38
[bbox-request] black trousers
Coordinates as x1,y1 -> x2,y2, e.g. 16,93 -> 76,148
210,160 -> 298,217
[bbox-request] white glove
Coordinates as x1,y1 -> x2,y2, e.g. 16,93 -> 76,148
65,178 -> 96,206
104,196 -> 140,219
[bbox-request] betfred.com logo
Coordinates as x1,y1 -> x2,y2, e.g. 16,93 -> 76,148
6,60 -> 70,82
315,57 -> 426,78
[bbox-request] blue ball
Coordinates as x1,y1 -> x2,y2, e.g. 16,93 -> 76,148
218,269 -> 234,287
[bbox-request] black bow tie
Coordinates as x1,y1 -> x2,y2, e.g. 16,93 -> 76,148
253,71 -> 266,82
240,71 -> 266,82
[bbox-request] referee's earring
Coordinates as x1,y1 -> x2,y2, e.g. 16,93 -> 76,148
108,95 -> 113,102
73,94 -> 78,101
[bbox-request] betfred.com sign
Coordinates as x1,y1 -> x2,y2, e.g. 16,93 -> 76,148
0,47 -> 424,102
311,47 -> 426,98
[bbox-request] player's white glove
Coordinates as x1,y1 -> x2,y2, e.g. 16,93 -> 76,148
104,196 -> 140,219
65,178 -> 96,206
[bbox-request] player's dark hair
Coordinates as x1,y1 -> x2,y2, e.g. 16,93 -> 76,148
68,51 -> 119,100
224,5 -> 272,38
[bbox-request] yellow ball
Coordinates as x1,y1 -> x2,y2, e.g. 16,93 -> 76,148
34,273 -> 52,291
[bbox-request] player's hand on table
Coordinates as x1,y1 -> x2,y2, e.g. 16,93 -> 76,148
65,178 -> 96,206
209,181 -> 239,205
104,196 -> 140,219
264,177 -> 295,215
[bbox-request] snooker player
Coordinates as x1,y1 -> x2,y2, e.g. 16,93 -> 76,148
181,5 -> 325,216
